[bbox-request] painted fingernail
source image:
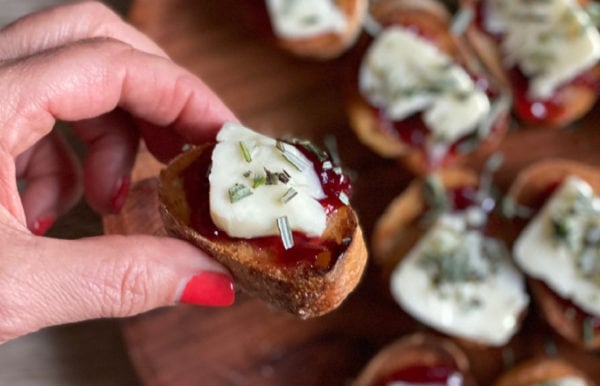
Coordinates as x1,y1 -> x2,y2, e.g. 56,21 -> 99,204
31,216 -> 55,236
180,272 -> 235,307
109,175 -> 131,213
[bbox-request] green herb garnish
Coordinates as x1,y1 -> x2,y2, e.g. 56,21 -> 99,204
239,141 -> 252,163
276,216 -> 294,250
252,174 -> 266,189
281,187 -> 298,204
228,183 -> 253,203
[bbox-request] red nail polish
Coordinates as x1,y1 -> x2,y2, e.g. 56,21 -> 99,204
180,272 -> 235,307
32,216 -> 55,236
109,175 -> 131,213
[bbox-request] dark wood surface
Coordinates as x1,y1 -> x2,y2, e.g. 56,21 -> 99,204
102,1 -> 600,385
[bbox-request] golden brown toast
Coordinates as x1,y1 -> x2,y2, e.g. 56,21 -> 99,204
507,159 -> 600,350
353,333 -> 477,386
158,144 -> 367,319
347,0 -> 510,174
494,357 -> 596,386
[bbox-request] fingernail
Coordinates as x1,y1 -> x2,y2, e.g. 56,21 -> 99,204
31,216 -> 55,236
109,175 -> 131,213
179,272 -> 235,307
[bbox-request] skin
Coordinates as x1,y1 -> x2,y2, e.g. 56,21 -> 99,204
0,1 -> 238,344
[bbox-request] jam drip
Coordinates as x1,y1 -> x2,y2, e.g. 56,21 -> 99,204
182,141 -> 352,271
376,364 -> 462,386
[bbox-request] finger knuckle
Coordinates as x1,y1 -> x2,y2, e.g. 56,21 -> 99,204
102,257 -> 153,317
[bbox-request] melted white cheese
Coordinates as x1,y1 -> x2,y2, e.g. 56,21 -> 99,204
534,376 -> 587,386
485,0 -> 600,100
390,212 -> 529,346
359,27 -> 491,161
265,0 -> 347,39
209,122 -> 326,239
514,176 -> 600,317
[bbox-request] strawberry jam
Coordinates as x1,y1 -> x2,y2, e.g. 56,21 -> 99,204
375,364 -> 462,386
182,142 -> 352,271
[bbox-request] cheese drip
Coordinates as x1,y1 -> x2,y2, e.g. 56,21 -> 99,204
209,122 -> 326,239
514,176 -> 600,317
359,27 -> 491,161
390,212 -> 529,346
484,0 -> 600,99
265,0 -> 347,39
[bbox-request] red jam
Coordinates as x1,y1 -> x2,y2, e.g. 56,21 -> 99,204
376,364 -> 462,386
182,142 -> 352,272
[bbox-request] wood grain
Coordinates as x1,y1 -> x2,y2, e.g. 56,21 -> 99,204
103,1 -> 600,385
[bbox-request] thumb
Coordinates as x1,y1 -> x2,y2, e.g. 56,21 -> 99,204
0,231 -> 234,343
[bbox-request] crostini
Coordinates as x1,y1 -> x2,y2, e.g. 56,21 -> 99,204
353,333 -> 477,386
463,0 -> 600,128
373,167 -> 529,346
509,159 -> 600,349
494,357 -> 596,386
263,0 -> 367,60
158,122 -> 367,318
347,0 -> 511,174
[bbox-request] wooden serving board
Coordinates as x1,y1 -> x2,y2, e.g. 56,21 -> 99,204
103,1 -> 600,385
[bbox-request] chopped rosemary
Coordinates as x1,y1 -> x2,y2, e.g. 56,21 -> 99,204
239,141 -> 252,163
278,169 -> 291,184
228,183 -> 253,203
243,170 -> 252,178
281,187 -> 298,204
276,140 -> 310,171
252,174 -> 266,189
297,140 -> 328,162
264,168 -> 280,185
276,216 -> 294,250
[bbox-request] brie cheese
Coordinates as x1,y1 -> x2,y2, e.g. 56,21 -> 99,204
209,122 -> 326,239
390,212 -> 529,346
265,0 -> 347,39
514,176 -> 600,317
359,27 -> 491,160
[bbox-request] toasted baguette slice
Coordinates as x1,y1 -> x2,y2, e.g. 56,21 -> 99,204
508,159 -> 600,350
462,0 -> 600,128
372,167 -> 479,276
347,0 -> 510,174
494,357 -> 596,386
158,144 -> 367,319
353,333 -> 477,386
267,0 -> 367,60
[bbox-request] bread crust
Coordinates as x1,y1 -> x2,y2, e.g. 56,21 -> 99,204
352,333 -> 477,386
347,0 -> 510,174
272,0 -> 368,60
508,159 -> 600,350
158,145 -> 368,319
462,0 -> 600,128
493,357 -> 596,386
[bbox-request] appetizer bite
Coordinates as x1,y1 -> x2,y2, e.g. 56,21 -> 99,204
264,0 -> 367,59
347,0 -> 510,174
158,122 -> 367,318
494,357 -> 596,386
510,160 -> 600,349
353,333 -> 477,386
463,0 -> 600,128
373,165 -> 529,346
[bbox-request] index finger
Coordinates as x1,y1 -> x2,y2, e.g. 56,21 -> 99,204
0,38 -> 237,158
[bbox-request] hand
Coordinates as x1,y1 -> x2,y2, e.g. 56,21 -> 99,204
0,1 -> 237,344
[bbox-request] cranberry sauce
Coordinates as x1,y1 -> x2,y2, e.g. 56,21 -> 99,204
181,141 -> 352,271
376,364 -> 462,386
